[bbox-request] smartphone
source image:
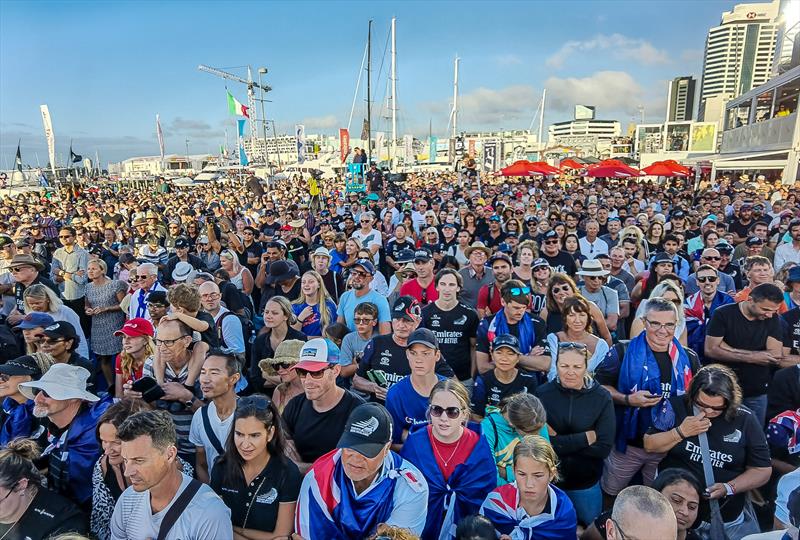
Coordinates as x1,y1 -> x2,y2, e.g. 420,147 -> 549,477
131,376 -> 166,403
367,369 -> 387,387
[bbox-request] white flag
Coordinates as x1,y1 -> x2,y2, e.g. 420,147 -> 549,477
156,114 -> 165,161
295,124 -> 306,163
40,105 -> 56,179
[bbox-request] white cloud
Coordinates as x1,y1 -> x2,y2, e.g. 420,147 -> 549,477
494,53 -> 523,66
458,85 -> 539,126
301,114 -> 338,130
544,71 -> 646,116
546,33 -> 670,69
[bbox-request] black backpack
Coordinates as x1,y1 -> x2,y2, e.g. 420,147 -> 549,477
216,311 -> 255,362
0,323 -> 24,363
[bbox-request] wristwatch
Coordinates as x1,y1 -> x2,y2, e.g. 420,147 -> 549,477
184,396 -> 196,408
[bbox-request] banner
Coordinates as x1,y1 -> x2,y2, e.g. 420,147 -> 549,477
403,134 -> 413,163
156,114 -> 165,163
468,138 -> 476,157
483,141 -> 498,172
14,142 -> 22,172
40,105 -> 56,179
339,128 -> 349,163
295,124 -> 306,163
237,119 -> 249,166
429,136 -> 437,164
375,132 -> 385,162
689,122 -> 717,152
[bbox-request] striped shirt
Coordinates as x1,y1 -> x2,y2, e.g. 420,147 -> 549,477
143,358 -> 199,456
51,245 -> 89,300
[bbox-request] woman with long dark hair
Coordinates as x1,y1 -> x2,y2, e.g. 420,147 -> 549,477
210,395 -> 302,538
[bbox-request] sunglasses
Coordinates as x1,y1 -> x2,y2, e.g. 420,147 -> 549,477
296,367 -> 331,379
544,239 -> 559,245
508,286 -> 531,296
558,341 -> 587,350
354,317 -> 375,325
697,276 -> 718,283
702,256 -> 721,261
695,398 -> 726,412
429,405 -> 463,419
350,270 -> 369,278
58,235 -> 73,239
552,285 -> 572,294
273,362 -> 292,371
41,338 -> 64,345
32,388 -> 52,399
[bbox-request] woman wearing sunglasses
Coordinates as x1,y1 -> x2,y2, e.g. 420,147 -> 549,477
258,340 -> 304,413
536,341 -> 614,527
541,274 -> 612,345
400,380 -> 496,540
545,296 -> 609,382
0,438 -> 87,539
211,395 -> 301,540
643,364 -> 771,539
480,435 -> 577,539
0,354 -> 51,447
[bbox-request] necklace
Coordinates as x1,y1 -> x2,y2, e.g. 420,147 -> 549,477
0,491 -> 34,540
431,429 -> 464,467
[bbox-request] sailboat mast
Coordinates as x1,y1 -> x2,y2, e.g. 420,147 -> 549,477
538,88 -> 547,158
390,17 -> 397,170
452,56 -> 459,139
366,20 -> 372,165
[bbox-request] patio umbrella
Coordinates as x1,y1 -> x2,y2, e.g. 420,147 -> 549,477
584,165 -> 638,178
559,158 -> 584,170
662,159 -> 692,175
498,160 -> 536,177
527,161 -> 562,175
642,162 -> 688,177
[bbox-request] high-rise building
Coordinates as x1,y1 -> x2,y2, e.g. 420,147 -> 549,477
773,0 -> 800,75
666,76 -> 697,121
698,1 -> 780,122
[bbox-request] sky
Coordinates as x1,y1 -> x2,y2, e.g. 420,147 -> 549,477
0,0 -> 738,167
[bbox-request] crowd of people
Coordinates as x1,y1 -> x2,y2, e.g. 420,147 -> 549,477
0,169 -> 800,540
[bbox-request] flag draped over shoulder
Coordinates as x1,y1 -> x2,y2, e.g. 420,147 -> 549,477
295,449 -> 424,540
400,425 -> 496,540
227,90 -> 249,118
480,483 -> 577,540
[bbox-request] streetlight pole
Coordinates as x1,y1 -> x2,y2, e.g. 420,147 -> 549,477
185,138 -> 190,172
257,67 -> 271,171
270,120 -> 283,169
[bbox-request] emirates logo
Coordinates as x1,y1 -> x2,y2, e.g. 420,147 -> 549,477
746,11 -> 757,19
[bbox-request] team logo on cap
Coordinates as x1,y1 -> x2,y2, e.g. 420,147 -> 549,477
351,417 -> 379,436
301,348 -> 318,358
45,324 -> 59,332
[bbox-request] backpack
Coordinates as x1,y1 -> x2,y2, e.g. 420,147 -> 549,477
216,311 -> 255,363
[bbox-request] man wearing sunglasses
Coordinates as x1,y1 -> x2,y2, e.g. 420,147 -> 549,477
51,226 -> 89,335
399,248 -> 438,306
283,338 -> 365,473
477,252 -> 514,319
539,230 -> 578,277
19,363 -> 111,511
4,253 -> 58,326
685,264 -> 735,364
128,262 -> 166,321
577,259 -> 620,335
336,259 -> 391,334
685,248 -> 737,295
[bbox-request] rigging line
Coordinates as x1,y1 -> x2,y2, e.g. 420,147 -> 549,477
348,39 -> 369,132
373,23 -> 392,104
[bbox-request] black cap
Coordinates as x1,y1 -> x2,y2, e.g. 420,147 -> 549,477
543,230 -> 559,240
0,355 -> 42,378
651,252 -> 674,266
746,236 -> 764,246
43,321 -> 78,341
715,241 -> 734,254
489,252 -> 512,266
174,237 -> 190,249
146,290 -> 169,305
337,403 -> 392,458
413,248 -> 433,262
392,296 -> 421,321
395,248 -> 416,264
407,328 -> 439,349
672,210 -> 686,219
492,334 -> 521,354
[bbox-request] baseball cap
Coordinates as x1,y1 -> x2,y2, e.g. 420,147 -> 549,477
392,296 -> 421,321
651,252 -> 674,266
352,259 -> 376,275
174,237 -> 190,249
543,230 -> 559,241
532,258 -> 550,270
715,241 -> 734,255
114,318 -> 155,338
746,236 -> 764,246
0,355 -> 42,378
43,321 -> 78,341
197,235 -> 210,244
442,222 -> 457,230
17,312 -> 55,330
395,249 -> 416,264
413,248 -> 433,263
312,246 -> 331,259
337,402 -> 393,458
407,328 -> 439,350
701,216 -> 717,227
488,252 -> 512,266
292,338 -> 334,372
492,334 -> 521,354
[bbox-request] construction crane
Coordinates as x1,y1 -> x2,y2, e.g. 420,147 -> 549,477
198,64 -> 271,163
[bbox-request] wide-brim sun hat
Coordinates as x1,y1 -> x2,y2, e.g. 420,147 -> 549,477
259,339 -> 305,377
18,363 -> 98,402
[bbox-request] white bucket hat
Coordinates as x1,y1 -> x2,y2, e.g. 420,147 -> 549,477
18,363 -> 99,402
576,259 -> 610,277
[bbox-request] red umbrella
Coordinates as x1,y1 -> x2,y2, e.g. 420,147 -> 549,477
662,159 -> 692,175
560,158 -> 584,170
596,159 -> 641,176
528,161 -> 562,175
584,166 -> 638,178
642,162 -> 689,177
498,160 -> 536,177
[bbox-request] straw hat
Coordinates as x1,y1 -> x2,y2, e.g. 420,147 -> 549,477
464,241 -> 491,258
258,339 -> 305,377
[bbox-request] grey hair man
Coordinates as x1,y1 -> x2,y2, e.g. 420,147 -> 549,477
606,485 -> 677,540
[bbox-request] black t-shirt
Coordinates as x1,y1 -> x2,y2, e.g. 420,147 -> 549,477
720,262 -> 744,290
282,390 -> 365,463
357,334 -> 455,400
421,302 -> 480,381
386,238 -> 414,263
767,365 -> 800,421
783,308 -> 800,354
647,395 -> 771,522
248,327 -> 307,393
481,231 -> 507,249
727,217 -> 754,240
239,241 -> 264,277
196,310 -> 220,348
705,303 -> 783,397
210,455 -> 302,532
0,486 -> 87,539
470,368 -> 539,417
540,250 -> 578,276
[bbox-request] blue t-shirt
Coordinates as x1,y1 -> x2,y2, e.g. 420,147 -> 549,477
292,299 -> 338,337
338,289 -> 391,331
385,375 -> 446,444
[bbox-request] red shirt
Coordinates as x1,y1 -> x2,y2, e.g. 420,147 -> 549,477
115,354 -> 144,385
428,425 -> 479,480
477,284 -> 503,315
400,278 -> 438,305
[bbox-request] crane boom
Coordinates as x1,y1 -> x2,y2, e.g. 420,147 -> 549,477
197,64 -> 271,92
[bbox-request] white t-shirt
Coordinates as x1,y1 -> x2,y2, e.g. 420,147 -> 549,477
351,228 -> 382,265
189,401 -> 235,475
110,472 -> 232,540
775,467 -> 800,526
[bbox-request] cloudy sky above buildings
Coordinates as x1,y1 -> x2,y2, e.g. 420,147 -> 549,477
0,0 -> 735,165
